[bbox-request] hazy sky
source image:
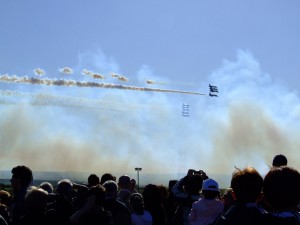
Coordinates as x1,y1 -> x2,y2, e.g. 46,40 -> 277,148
1,1 -> 300,185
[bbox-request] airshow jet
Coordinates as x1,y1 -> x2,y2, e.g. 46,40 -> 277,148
182,112 -> 190,117
182,103 -> 190,117
209,84 -> 218,93
209,92 -> 218,97
182,103 -> 190,111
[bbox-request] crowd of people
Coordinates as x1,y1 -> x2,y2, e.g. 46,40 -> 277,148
0,154 -> 299,225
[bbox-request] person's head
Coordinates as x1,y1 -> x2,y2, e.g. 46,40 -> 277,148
0,190 -> 11,206
130,193 -> 145,215
168,180 -> 178,190
100,173 -> 115,185
230,166 -> 263,203
86,184 -> 106,206
142,184 -> 163,209
88,174 -> 100,187
24,186 -> 48,213
39,182 -> 54,194
118,175 -> 131,190
272,154 -> 288,167
202,178 -> 220,199
56,179 -> 74,199
263,166 -> 300,211
103,180 -> 118,197
184,174 -> 203,195
130,179 -> 137,191
222,188 -> 235,212
10,165 -> 33,192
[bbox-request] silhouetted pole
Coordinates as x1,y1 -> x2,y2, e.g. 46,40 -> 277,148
135,167 -> 142,192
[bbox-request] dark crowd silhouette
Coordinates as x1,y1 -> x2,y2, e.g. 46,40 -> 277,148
0,154 -> 299,225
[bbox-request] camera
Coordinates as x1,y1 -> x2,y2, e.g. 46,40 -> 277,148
193,169 -> 208,180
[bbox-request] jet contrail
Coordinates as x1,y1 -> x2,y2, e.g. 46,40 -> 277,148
0,89 -> 181,114
0,75 -> 206,96
146,80 -> 167,85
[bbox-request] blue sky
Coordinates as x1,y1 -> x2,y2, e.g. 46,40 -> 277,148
1,1 -> 300,185
1,1 -> 300,89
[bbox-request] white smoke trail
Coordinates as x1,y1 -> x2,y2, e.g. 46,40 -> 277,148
34,68 -> 45,76
111,73 -> 129,82
0,89 -> 180,113
82,69 -> 105,80
146,80 -> 167,85
59,67 -> 73,74
92,73 -> 105,80
0,75 -> 205,96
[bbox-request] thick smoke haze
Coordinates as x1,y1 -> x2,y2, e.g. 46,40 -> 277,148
0,50 -> 299,186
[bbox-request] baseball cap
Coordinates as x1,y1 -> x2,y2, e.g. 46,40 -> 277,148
202,178 -> 219,191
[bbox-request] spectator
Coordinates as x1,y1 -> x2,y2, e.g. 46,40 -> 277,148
14,186 -> 51,225
47,179 -> 76,225
9,165 -> 33,223
0,190 -> 12,223
0,215 -> 7,225
69,184 -> 113,225
88,174 -> 100,187
172,169 -> 205,225
258,154 -> 289,211
215,166 -> 265,225
143,184 -> 166,225
221,188 -> 235,213
39,182 -> 54,194
130,179 -> 138,193
130,193 -> 153,225
272,154 -> 288,167
103,180 -> 132,225
261,166 -> 300,224
100,173 -> 116,185
117,175 -> 134,212
165,180 -> 178,225
189,178 -> 224,225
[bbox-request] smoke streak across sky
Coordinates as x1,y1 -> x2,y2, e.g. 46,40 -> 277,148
0,75 -> 205,96
1,49 -> 300,187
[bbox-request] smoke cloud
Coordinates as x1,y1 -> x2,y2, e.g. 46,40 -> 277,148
0,49 -> 299,187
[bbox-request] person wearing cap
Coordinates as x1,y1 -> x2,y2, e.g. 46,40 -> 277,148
188,178 -> 224,225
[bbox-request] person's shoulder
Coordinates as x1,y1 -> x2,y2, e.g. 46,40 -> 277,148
192,197 -> 204,205
261,211 -> 300,225
0,215 -> 8,225
114,198 -> 131,212
222,203 -> 265,219
117,189 -> 131,198
87,208 -> 112,219
142,210 -> 153,220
